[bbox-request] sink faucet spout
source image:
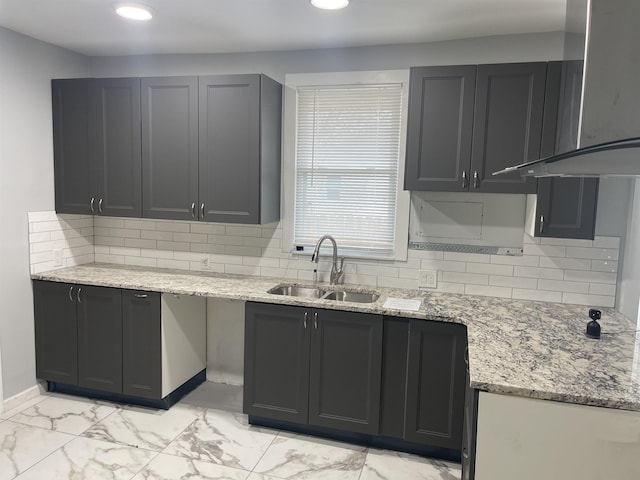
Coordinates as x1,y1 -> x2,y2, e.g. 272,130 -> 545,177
311,235 -> 344,285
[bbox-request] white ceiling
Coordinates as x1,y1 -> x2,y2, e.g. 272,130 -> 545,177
0,0 -> 567,57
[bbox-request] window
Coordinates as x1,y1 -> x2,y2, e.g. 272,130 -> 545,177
283,71 -> 410,260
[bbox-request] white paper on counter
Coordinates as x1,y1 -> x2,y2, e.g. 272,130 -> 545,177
383,297 -> 422,311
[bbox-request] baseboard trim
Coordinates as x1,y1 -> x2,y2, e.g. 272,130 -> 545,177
2,381 -> 46,414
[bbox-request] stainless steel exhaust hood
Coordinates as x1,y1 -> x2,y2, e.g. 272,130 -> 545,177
493,137 -> 640,178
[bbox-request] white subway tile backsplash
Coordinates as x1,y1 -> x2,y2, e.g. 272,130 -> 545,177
28,211 -> 619,309
464,284 -> 512,299
539,256 -> 591,271
514,266 -> 564,280
442,272 -> 489,285
512,288 -> 563,303
466,263 -> 514,276
489,275 -> 538,289
562,293 -> 615,308
537,279 -> 589,294
566,246 -> 619,260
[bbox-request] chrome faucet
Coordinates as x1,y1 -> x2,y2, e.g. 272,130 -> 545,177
311,235 -> 345,285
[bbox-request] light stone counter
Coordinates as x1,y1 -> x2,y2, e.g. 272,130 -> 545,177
33,263 -> 640,412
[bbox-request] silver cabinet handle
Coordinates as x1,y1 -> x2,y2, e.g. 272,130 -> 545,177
200,202 -> 205,219
68,286 -> 74,302
134,293 -> 148,299
90,197 -> 96,213
303,312 -> 308,329
473,171 -> 479,189
98,198 -> 103,214
539,215 -> 544,233
77,287 -> 82,303
191,202 -> 196,219
462,171 -> 468,189
314,312 -> 318,329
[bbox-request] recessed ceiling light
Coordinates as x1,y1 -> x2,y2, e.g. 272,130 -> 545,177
114,3 -> 154,21
311,0 -> 350,10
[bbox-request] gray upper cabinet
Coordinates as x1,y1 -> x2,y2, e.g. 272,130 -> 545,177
199,74 -> 281,224
53,78 -> 142,217
93,78 -> 142,217
470,62 -> 545,193
536,61 -> 599,239
405,62 -> 546,194
405,66 -> 476,192
142,77 -> 199,220
53,79 -> 95,214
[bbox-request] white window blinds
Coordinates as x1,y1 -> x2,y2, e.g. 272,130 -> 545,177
294,84 -> 403,257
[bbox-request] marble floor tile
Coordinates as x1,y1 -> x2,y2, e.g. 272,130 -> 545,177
246,474 -> 288,480
132,453 -> 251,480
252,432 -> 367,480
359,449 -> 462,480
0,396 -> 47,421
164,408 -> 277,471
9,395 -> 118,435
14,436 -> 157,480
0,421 -> 74,480
83,403 -> 203,451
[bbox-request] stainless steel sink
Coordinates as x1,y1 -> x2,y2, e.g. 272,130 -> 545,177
268,285 -> 326,298
322,290 -> 380,303
267,284 -> 379,304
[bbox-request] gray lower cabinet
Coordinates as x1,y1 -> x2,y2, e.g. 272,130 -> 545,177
244,302 -> 383,435
535,61 -> 599,239
141,76 -> 199,220
122,290 -> 162,399
33,281 -> 161,399
380,318 -> 467,450
199,75 -> 281,224
33,281 -> 79,384
77,285 -> 123,393
53,78 -> 142,217
461,373 -> 479,480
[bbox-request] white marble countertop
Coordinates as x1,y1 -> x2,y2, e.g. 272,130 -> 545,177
32,263 -> 640,412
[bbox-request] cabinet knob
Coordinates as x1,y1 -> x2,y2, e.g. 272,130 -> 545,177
473,171 -> 479,189
68,286 -> 74,303
77,287 -> 82,303
98,198 -> 103,214
462,171 -> 468,189
90,197 -> 96,213
134,293 -> 148,299
539,215 -> 545,233
200,203 -> 205,220
191,202 -> 196,219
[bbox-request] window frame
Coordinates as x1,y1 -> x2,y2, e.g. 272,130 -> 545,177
281,70 -> 410,261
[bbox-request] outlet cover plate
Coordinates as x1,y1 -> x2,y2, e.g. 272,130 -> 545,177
419,269 -> 437,289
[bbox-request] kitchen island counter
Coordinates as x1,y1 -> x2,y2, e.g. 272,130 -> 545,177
33,263 -> 640,412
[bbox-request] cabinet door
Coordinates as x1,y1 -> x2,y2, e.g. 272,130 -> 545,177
93,78 -> 142,217
52,79 -> 96,214
404,66 -> 476,191
122,290 -> 161,399
308,309 -> 383,435
199,75 -> 260,223
77,285 -> 123,393
536,61 -> 598,239
33,281 -> 78,384
470,63 -> 545,193
405,320 -> 466,449
142,77 -> 199,220
244,302 -> 311,423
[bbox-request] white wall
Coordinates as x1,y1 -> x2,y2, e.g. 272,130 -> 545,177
0,27 -> 89,399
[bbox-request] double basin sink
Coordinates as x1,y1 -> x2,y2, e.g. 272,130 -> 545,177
268,284 -> 379,304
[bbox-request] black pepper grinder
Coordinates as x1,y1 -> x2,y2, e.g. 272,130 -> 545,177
585,308 -> 601,339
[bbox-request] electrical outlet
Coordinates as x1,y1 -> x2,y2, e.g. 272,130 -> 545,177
200,255 -> 211,270
53,248 -> 63,267
419,269 -> 437,289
